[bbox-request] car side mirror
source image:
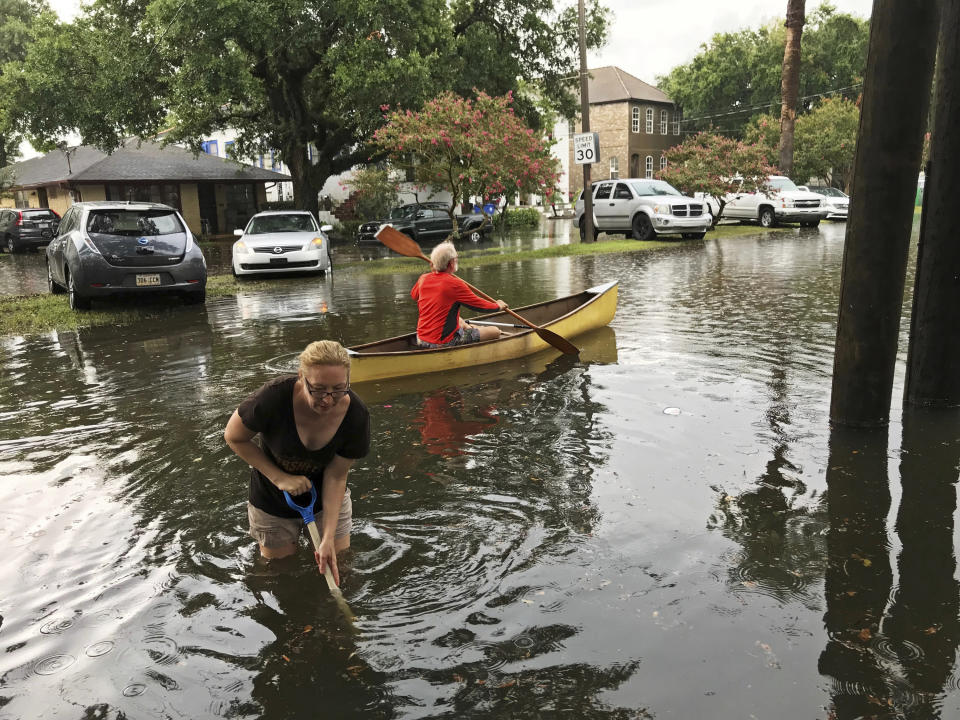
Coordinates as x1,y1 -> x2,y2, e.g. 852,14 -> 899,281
233,229 -> 244,236
320,224 -> 333,233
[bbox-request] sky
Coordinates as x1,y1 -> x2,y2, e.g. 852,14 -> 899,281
26,0 -> 875,158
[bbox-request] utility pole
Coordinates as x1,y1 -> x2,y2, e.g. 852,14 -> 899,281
905,0 -> 960,408
829,0 -> 940,427
578,0 -> 594,242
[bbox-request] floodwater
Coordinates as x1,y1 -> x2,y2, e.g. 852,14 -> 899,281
2,220 -> 959,719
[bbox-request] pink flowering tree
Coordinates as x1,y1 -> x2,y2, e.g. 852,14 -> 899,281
371,90 -> 559,239
659,132 -> 778,226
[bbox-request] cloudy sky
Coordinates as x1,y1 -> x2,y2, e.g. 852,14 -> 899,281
28,0 -> 874,157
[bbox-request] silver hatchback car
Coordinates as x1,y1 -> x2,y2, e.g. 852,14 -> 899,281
46,201 -> 207,310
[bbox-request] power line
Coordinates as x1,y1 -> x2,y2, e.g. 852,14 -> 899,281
677,83 -> 863,125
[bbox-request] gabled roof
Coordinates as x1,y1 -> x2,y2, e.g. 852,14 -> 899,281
586,66 -> 673,105
6,138 -> 290,189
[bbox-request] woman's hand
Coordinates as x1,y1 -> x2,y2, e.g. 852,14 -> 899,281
496,299 -> 508,310
274,473 -> 312,496
316,537 -> 340,586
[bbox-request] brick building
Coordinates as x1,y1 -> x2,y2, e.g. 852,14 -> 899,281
560,66 -> 681,199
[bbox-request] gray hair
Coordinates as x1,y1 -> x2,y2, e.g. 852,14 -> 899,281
430,241 -> 458,272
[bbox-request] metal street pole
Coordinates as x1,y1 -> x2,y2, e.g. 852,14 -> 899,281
578,0 -> 594,242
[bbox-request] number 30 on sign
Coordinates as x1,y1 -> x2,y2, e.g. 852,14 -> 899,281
573,132 -> 600,165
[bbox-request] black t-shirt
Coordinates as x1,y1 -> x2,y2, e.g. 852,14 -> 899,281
237,375 -> 370,518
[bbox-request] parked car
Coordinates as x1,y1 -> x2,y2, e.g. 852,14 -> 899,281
46,201 -> 207,310
798,185 -> 849,221
231,210 -> 333,277
357,202 -> 492,244
574,178 -> 711,241
0,207 -> 60,253
723,175 -> 828,228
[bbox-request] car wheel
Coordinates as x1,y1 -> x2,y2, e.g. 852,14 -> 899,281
67,272 -> 90,310
631,214 -> 655,241
183,289 -> 206,305
759,208 -> 776,228
682,232 -> 707,240
578,219 -> 599,242
47,261 -> 65,295
468,230 -> 482,242
5,235 -> 16,253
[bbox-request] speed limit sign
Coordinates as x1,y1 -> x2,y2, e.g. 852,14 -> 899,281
573,132 -> 600,165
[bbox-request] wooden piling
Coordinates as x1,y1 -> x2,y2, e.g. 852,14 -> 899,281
905,2 -> 960,408
829,0 -> 940,427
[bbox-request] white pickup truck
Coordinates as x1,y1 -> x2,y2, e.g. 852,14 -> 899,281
721,175 -> 828,228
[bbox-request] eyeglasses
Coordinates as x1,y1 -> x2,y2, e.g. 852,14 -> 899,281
302,377 -> 350,400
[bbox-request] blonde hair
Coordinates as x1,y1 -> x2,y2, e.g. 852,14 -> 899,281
430,241 -> 458,272
299,340 -> 350,374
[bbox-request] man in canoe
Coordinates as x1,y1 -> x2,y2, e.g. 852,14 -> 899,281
223,340 -> 370,585
412,241 -> 508,348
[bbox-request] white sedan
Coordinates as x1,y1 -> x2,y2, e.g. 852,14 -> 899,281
799,185 -> 849,221
232,211 -> 333,276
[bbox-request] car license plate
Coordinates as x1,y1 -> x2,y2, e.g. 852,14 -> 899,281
39,222 -> 50,229
269,258 -> 288,265
136,274 -> 161,286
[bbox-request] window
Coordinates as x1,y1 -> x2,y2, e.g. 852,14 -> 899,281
632,106 -> 640,133
673,111 -> 681,135
660,110 -> 668,135
270,149 -> 279,171
224,141 -> 235,157
614,183 -> 632,200
202,140 -> 219,156
660,156 -> 667,171
106,183 -> 180,208
610,156 -> 619,179
307,144 -> 314,162
86,208 -> 185,237
645,108 -> 654,133
595,183 -> 613,200
645,156 -> 654,178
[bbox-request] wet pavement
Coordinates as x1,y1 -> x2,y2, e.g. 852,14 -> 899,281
2,219 -> 958,719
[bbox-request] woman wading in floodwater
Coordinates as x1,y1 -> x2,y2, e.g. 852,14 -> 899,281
224,340 -> 370,584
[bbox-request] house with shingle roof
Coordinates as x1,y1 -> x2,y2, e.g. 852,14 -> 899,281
554,66 -> 682,200
1,138 -> 290,235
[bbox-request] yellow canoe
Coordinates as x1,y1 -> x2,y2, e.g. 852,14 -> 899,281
347,280 -> 618,383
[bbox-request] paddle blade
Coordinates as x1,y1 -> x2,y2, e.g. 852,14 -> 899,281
375,224 -> 429,262
535,327 -> 580,355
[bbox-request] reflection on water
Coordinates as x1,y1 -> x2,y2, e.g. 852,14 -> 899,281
3,221 -> 960,718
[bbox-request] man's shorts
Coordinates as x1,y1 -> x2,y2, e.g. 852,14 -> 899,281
247,486 -> 352,548
416,325 -> 482,348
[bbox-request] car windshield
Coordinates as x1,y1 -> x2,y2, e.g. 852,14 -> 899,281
23,210 -> 58,220
629,180 -> 682,197
247,214 -> 317,234
821,187 -> 846,197
388,206 -> 417,220
769,177 -> 799,192
86,209 -> 184,237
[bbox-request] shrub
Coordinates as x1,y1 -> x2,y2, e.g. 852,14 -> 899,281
494,207 -> 541,228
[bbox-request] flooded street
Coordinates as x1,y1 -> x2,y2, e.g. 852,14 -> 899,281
2,220 -> 959,719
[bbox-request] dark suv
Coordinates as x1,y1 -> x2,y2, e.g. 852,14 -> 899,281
357,203 -> 492,244
0,208 -> 61,253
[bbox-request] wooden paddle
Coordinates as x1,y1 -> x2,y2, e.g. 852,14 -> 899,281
375,224 -> 580,355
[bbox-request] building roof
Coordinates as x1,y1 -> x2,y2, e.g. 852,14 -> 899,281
586,66 -> 673,105
6,138 -> 290,189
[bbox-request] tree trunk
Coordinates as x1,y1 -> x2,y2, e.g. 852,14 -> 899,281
778,0 -> 806,176
284,141 -> 321,216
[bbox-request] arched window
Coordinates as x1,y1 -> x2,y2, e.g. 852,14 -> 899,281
645,155 -> 654,178
660,109 -> 668,134
645,108 -> 654,133
660,155 -> 667,171
632,106 -> 640,133
672,110 -> 681,135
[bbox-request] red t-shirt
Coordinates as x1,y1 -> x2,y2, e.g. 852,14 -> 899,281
411,271 -> 500,344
